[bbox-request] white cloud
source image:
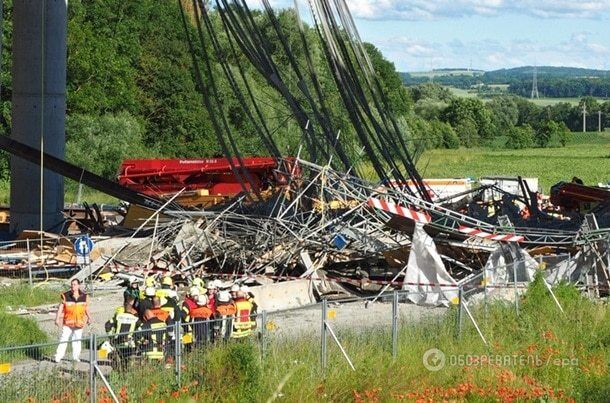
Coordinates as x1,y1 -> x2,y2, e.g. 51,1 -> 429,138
378,33 -> 610,70
245,0 -> 610,20
345,0 -> 610,20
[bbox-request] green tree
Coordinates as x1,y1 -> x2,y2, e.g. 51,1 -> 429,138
455,118 -> 479,148
487,96 -> 518,134
505,124 -> 534,149
441,98 -> 493,141
66,113 -> 152,179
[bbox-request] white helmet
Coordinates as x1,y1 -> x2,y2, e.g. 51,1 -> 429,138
240,285 -> 250,294
129,276 -> 138,284
230,284 -> 240,292
196,295 -> 208,306
189,286 -> 200,297
145,286 -> 156,297
217,291 -> 231,303
208,280 -> 220,289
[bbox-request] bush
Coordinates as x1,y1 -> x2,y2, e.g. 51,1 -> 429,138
505,124 -> 535,149
66,112 -> 152,179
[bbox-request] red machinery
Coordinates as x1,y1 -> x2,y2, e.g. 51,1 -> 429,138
118,157 -> 291,198
550,182 -> 610,212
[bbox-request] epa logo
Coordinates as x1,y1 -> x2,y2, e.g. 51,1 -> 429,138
423,348 -> 446,371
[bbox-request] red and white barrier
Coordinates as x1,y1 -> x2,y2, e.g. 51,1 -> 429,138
458,225 -> 524,243
367,197 -> 431,224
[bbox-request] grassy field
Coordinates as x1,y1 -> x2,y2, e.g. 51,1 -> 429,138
417,132 -> 610,192
0,282 -> 59,349
4,276 -> 609,402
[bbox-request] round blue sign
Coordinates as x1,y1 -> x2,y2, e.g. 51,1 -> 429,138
74,236 -> 95,257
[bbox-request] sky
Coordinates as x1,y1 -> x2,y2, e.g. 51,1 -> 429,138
255,0 -> 610,72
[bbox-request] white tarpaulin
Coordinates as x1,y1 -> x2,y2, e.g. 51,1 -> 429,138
403,223 -> 458,306
483,243 -> 537,286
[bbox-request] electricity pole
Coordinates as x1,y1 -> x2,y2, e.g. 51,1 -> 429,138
582,104 -> 587,133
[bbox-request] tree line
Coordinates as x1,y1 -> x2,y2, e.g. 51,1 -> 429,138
406,83 -> 609,150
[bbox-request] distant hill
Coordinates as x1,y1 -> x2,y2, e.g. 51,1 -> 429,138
485,66 -> 610,81
401,66 -> 610,98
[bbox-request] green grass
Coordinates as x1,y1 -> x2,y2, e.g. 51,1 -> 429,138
416,132 -> 610,192
0,283 -> 59,354
2,277 -> 609,401
0,282 -> 60,309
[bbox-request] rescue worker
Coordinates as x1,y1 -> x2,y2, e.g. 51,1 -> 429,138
180,286 -> 199,346
156,275 -> 179,320
107,297 -> 140,359
213,291 -> 236,342
206,280 -> 220,312
240,285 -> 258,320
140,275 -> 158,299
123,276 -> 141,310
54,279 -> 92,363
189,294 -> 214,345
150,296 -> 173,326
181,286 -> 200,321
230,284 -> 240,300
138,286 -> 156,320
232,286 -> 256,339
138,309 -> 168,361
192,277 -> 206,295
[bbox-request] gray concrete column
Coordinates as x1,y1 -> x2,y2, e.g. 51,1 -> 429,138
10,0 -> 67,234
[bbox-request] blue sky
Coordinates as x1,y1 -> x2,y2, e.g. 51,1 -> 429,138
254,0 -> 610,72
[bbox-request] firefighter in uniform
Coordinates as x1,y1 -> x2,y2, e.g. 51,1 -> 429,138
156,276 -> 179,320
213,291 -> 236,341
180,286 -> 200,346
54,279 -> 92,363
138,287 -> 156,320
189,295 -> 214,346
232,286 -> 256,339
138,309 -> 169,361
150,296 -> 173,326
107,298 -> 140,360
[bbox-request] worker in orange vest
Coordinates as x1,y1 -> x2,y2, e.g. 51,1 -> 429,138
150,296 -> 173,326
232,287 -> 256,339
189,295 -> 214,345
54,279 -> 92,363
213,291 -> 236,341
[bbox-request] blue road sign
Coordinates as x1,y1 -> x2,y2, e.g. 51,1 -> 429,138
74,236 -> 94,257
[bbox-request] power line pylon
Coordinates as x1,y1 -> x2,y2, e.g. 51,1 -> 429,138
530,66 -> 539,99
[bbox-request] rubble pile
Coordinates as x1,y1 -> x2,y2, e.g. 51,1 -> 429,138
3,158 -> 607,308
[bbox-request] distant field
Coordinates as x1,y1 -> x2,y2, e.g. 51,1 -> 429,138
445,86 -> 608,106
529,97 -> 584,106
447,87 -> 480,98
409,69 -> 484,78
416,132 -> 610,192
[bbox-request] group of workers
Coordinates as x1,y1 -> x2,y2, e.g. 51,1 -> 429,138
104,275 -> 258,361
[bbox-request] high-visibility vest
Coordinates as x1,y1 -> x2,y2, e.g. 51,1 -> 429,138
62,291 -> 88,328
232,299 -> 254,338
213,303 -> 236,340
150,308 -> 169,323
215,303 -> 236,317
112,312 -> 139,347
190,306 -> 213,320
